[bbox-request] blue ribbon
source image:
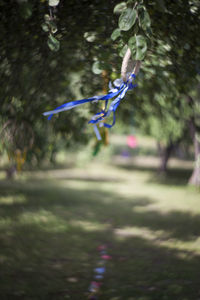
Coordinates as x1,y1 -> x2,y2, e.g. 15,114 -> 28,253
43,73 -> 137,139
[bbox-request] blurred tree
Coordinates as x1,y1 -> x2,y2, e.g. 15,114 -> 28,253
0,0 -> 117,172
111,0 -> 200,185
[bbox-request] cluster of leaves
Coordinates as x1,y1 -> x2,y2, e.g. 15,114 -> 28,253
111,0 -> 152,60
111,0 -> 200,156
0,0 -> 117,165
41,0 -> 60,51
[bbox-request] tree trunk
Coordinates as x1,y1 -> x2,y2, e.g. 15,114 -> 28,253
6,164 -> 16,179
159,142 -> 174,173
187,95 -> 200,186
189,134 -> 200,186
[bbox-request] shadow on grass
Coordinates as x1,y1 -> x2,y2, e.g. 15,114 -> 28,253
0,178 -> 200,241
113,162 -> 193,187
113,162 -> 158,172
148,169 -> 193,187
33,174 -> 122,182
0,162 -> 75,173
0,178 -> 200,299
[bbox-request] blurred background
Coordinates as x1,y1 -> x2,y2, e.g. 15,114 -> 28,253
0,0 -> 200,299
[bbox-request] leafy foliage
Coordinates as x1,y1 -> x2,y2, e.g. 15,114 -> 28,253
42,2 -> 60,51
119,8 -> 137,31
112,1 -> 152,60
112,0 -> 200,153
0,0 -> 117,165
128,35 -> 147,60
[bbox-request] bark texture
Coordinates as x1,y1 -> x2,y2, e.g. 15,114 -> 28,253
189,134 -> 200,186
159,142 -> 174,173
187,96 -> 200,186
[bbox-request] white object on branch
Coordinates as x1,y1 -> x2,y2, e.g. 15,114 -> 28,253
121,47 -> 141,81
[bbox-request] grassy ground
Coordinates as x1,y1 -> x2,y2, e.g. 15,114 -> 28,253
0,137 -> 200,300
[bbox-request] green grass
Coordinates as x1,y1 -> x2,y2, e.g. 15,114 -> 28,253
0,146 -> 200,299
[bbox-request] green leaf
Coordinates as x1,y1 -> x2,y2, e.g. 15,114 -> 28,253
47,34 -> 60,52
118,8 -> 137,31
49,0 -> 60,7
128,35 -> 147,60
41,23 -> 49,32
44,14 -> 51,22
145,26 -> 153,38
113,2 -> 127,14
84,32 -> 96,42
127,0 -> 135,5
119,44 -> 128,58
49,21 -> 58,34
128,36 -> 137,57
135,35 -> 147,60
51,26 -> 57,34
139,8 -> 151,30
111,28 -> 121,41
92,61 -> 103,74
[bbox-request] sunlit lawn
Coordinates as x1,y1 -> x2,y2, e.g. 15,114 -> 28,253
0,139 -> 200,299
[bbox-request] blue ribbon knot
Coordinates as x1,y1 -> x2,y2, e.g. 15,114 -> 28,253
43,73 -> 137,140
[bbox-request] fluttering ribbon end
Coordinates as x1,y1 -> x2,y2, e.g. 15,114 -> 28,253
43,73 -> 137,140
